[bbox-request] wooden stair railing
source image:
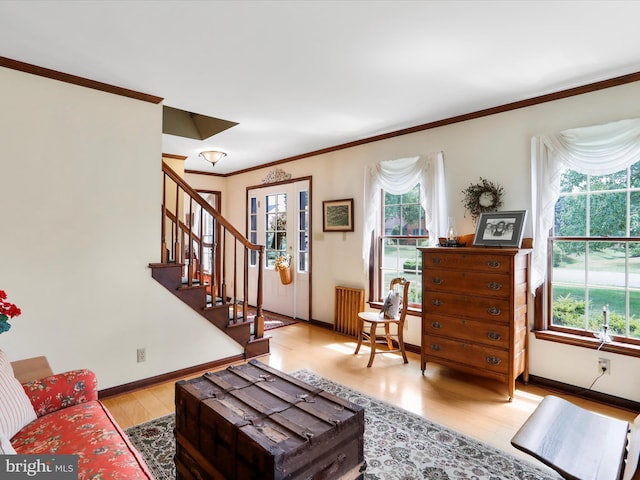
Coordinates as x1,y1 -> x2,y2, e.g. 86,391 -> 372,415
151,162 -> 267,358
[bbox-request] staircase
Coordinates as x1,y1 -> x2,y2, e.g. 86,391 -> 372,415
149,162 -> 269,359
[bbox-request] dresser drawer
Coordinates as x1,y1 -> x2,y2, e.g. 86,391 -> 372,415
423,315 -> 509,348
423,291 -> 511,322
423,269 -> 511,298
423,252 -> 511,273
423,336 -> 509,374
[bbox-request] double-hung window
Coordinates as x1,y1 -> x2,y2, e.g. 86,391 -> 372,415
549,163 -> 640,344
379,184 -> 428,305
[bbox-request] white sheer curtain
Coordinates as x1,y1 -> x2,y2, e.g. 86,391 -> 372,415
530,117 -> 640,293
362,152 -> 447,269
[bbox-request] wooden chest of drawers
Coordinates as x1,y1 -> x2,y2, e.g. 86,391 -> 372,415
419,247 -> 531,401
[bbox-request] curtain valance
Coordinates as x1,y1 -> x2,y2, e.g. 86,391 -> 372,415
362,152 -> 447,270
530,117 -> 640,292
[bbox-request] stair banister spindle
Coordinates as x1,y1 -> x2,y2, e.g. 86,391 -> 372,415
198,205 -> 204,291
213,214 -> 219,300
174,180 -> 180,265
243,248 -> 249,324
221,227 -> 227,305
161,173 -> 167,263
210,212 -> 217,300
186,195 -> 193,286
233,239 -> 238,320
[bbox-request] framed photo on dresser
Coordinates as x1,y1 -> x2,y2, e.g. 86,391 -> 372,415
473,210 -> 527,247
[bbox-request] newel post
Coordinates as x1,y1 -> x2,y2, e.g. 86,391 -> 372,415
255,249 -> 265,338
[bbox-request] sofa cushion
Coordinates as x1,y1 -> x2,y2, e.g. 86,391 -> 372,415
0,432 -> 16,454
0,350 -> 37,438
23,369 -> 98,417
12,400 -> 153,479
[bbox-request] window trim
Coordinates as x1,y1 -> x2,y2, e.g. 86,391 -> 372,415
367,300 -> 422,318
532,328 -> 640,358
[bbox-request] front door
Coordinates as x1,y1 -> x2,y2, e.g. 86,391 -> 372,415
247,180 -> 310,319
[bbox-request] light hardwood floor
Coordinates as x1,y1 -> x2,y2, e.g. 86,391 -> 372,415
102,321 -> 637,469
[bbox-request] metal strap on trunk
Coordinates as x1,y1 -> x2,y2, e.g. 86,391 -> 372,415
206,361 -> 356,434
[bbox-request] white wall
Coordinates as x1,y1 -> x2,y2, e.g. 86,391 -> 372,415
217,80 -> 640,402
0,67 -> 242,389
185,172 -> 226,193
2,62 -> 637,402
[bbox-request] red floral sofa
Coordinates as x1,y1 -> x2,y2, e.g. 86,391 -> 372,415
5,368 -> 154,479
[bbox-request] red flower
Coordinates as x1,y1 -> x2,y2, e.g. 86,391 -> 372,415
0,290 -> 22,320
0,290 -> 21,333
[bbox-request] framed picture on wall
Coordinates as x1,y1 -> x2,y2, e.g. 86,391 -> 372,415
473,210 -> 527,247
322,198 -> 354,232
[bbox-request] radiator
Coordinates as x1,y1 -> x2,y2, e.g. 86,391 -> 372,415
334,286 -> 365,337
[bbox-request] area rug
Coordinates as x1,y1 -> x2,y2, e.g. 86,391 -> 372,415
125,370 -> 559,480
247,309 -> 297,331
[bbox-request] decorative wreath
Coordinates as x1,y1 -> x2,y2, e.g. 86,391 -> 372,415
461,177 -> 504,222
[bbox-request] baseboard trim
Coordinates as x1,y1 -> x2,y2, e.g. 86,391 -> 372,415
97,354 -> 245,399
308,318 -> 333,329
525,374 -> 640,413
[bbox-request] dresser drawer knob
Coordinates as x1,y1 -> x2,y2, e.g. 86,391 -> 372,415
430,344 -> 441,351
486,356 -> 501,365
431,321 -> 442,329
432,277 -> 443,285
487,260 -> 502,269
487,281 -> 502,291
430,299 -> 443,307
432,257 -> 442,264
487,306 -> 501,316
486,331 -> 502,341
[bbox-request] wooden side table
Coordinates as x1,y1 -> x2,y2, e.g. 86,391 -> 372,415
10,356 -> 53,383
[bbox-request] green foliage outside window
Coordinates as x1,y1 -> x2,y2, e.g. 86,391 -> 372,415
552,164 -> 640,341
553,292 -> 639,337
385,185 -> 424,235
402,258 -> 422,272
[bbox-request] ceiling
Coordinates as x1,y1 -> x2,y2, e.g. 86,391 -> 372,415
1,1 -> 640,174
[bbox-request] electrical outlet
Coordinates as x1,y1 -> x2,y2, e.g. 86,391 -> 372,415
137,348 -> 146,363
598,357 -> 610,375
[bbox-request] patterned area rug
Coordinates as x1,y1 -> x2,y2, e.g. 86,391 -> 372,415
125,370 -> 559,480
247,309 -> 297,331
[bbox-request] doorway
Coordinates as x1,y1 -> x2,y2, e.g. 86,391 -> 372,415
247,179 -> 311,320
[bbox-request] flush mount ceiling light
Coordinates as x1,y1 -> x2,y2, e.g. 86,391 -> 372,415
199,150 -> 227,167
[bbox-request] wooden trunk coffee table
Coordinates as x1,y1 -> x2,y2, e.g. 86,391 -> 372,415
174,360 -> 366,480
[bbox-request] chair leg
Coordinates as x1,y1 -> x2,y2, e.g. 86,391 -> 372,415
398,325 -> 408,364
384,323 -> 393,350
367,322 -> 377,367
